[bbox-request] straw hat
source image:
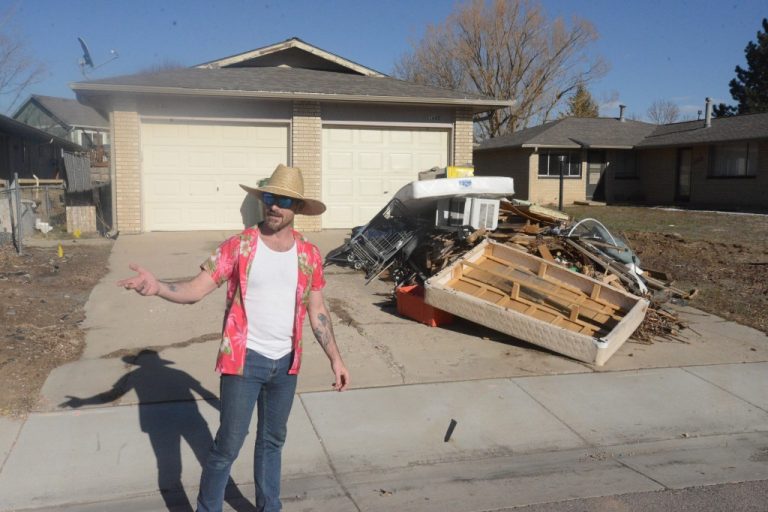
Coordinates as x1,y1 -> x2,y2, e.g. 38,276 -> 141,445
240,164 -> 326,216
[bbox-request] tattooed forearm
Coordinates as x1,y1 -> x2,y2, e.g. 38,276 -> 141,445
313,313 -> 335,349
162,282 -> 178,293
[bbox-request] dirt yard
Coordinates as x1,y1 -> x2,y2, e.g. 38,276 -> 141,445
0,242 -> 111,417
0,206 -> 766,417
565,206 -> 768,334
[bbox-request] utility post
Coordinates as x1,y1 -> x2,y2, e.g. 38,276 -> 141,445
558,155 -> 566,211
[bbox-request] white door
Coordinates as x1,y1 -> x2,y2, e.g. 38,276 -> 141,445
322,126 -> 450,228
141,120 -> 288,231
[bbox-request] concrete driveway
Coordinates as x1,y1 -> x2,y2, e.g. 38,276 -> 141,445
38,230 -> 768,411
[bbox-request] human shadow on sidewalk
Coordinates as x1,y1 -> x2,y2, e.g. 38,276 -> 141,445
60,349 -> 256,512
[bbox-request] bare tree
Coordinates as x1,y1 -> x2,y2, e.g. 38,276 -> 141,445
646,99 -> 680,124
394,0 -> 607,139
0,7 -> 46,114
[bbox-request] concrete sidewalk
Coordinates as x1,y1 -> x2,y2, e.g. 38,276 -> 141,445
1,231 -> 767,511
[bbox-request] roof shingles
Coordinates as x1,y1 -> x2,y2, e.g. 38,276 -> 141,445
73,67 -> 502,104
475,113 -> 768,151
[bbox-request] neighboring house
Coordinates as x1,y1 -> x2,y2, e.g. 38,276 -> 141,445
13,95 -> 110,148
0,113 -> 82,182
474,104 -> 768,211
71,37 -> 509,232
474,114 -> 656,205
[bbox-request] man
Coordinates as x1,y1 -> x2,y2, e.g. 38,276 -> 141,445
118,164 -> 349,512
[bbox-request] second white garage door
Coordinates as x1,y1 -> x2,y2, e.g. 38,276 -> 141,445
141,120 -> 288,231
322,126 -> 450,228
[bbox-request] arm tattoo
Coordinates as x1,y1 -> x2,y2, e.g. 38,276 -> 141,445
162,282 -> 178,293
313,313 -> 334,349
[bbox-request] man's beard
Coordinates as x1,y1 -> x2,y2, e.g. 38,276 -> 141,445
263,210 -> 292,232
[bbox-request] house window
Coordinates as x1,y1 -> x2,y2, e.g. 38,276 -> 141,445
613,151 -> 638,178
709,142 -> 758,177
538,151 -> 581,177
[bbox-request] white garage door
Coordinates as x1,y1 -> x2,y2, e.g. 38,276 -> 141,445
322,126 -> 450,228
141,120 -> 288,231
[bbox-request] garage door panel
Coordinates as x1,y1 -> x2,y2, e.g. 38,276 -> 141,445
390,131 -> 413,144
328,151 -> 353,170
326,178 -> 353,197
359,152 -> 383,170
360,130 -> 384,144
189,151 -> 218,168
323,126 -> 449,228
146,179 -> 184,199
253,126 -> 288,146
418,152 -> 448,169
222,152 -> 249,169
390,153 -> 413,170
187,181 -> 211,196
327,204 -> 354,220
141,120 -> 288,231
358,179 -> 385,196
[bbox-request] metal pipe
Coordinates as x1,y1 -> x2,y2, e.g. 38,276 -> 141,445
558,155 -> 566,211
13,172 -> 22,255
704,97 -> 712,128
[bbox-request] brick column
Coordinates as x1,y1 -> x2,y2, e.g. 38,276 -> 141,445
111,104 -> 142,233
292,101 -> 322,232
454,107 -> 474,167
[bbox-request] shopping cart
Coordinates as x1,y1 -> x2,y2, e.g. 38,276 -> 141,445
328,198 -> 421,283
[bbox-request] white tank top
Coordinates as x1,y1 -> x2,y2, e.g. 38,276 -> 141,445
245,239 -> 298,359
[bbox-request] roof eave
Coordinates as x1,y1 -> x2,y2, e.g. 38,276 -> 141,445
639,135 -> 768,149
0,115 -> 83,151
522,143 -> 582,149
195,38 -> 386,77
583,144 -> 636,149
70,82 -> 512,110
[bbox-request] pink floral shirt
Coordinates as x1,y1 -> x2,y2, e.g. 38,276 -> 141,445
200,227 -> 325,375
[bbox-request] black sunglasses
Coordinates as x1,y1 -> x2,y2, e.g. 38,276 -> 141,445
262,192 -> 296,209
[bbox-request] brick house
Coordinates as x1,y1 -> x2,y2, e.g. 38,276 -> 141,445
71,38 -> 508,232
474,105 -> 768,211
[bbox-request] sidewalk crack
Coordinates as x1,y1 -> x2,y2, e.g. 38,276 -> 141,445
297,394 -> 362,512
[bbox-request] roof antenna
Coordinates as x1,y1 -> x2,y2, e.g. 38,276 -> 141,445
78,37 -> 119,77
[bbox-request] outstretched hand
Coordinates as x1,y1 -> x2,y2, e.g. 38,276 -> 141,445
117,264 -> 160,296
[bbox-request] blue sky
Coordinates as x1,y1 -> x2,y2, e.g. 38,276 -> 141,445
3,0 -> 765,122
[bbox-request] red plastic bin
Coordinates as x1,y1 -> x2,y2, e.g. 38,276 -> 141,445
396,285 -> 454,327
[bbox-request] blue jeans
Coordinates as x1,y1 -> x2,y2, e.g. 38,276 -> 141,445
197,350 -> 297,512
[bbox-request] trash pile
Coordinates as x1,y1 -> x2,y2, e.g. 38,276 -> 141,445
326,177 -> 692,364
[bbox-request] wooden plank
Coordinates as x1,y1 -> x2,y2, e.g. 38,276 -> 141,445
537,244 -> 555,262
459,274 -> 588,331
486,253 -> 623,313
462,260 -> 620,324
461,261 -> 621,323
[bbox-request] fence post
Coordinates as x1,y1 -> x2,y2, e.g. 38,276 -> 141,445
12,172 -> 22,255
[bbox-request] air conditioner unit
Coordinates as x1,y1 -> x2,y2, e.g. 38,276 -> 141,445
469,198 -> 500,230
435,197 -> 499,230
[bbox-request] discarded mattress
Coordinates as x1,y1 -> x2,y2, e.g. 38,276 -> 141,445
424,239 -> 649,365
393,177 -> 515,212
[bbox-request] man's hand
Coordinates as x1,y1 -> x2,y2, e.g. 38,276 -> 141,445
117,264 -> 160,296
331,359 -> 349,392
